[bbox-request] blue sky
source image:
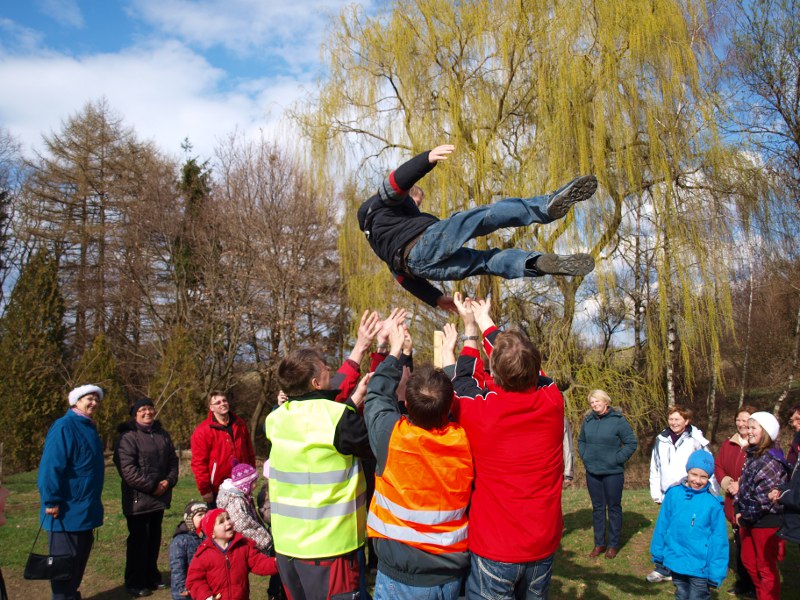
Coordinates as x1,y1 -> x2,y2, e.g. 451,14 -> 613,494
0,0 -> 375,160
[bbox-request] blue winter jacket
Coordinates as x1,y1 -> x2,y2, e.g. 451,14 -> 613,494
37,409 -> 105,532
650,481 -> 729,586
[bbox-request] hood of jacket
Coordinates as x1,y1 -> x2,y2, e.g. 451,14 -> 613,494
657,424 -> 709,447
583,406 -> 624,421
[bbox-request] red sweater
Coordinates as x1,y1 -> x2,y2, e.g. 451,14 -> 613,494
190,412 -> 256,496
451,327 -> 564,562
714,434 -> 749,524
186,533 -> 277,600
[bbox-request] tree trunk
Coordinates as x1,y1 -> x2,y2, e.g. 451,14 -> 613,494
707,368 -> 718,443
774,297 -> 800,415
739,240 -> 754,409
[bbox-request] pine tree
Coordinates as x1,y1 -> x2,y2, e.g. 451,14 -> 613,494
149,326 -> 204,448
0,249 -> 66,470
71,333 -> 127,449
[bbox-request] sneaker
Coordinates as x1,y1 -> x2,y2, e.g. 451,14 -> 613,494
532,253 -> 595,277
645,570 -> 672,583
546,175 -> 597,219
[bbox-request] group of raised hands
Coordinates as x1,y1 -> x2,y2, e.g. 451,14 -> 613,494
276,292 -> 496,407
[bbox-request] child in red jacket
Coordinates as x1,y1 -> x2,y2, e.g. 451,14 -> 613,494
186,508 -> 278,600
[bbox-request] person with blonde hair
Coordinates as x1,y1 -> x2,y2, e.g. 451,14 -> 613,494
578,389 -> 638,559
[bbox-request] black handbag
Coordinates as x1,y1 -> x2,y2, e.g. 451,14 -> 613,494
23,517 -> 75,581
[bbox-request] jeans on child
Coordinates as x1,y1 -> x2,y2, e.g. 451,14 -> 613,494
373,571 -> 461,600
672,573 -> 711,600
406,196 -> 554,282
466,552 -> 555,600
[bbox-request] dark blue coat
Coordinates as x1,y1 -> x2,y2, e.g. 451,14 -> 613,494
578,408 -> 638,475
37,409 -> 104,531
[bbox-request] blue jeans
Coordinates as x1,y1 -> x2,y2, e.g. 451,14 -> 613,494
672,573 -> 711,600
466,552 -> 555,600
374,571 -> 461,600
406,196 -> 554,281
585,472 -> 624,548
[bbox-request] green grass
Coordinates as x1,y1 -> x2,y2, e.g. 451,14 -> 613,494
2,466 -> 798,599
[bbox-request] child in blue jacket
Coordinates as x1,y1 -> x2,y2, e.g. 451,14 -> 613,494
650,450 -> 729,599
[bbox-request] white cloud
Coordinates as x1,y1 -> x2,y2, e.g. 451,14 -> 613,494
0,18 -> 45,53
129,0 -> 372,70
0,39 -> 310,161
37,0 -> 84,28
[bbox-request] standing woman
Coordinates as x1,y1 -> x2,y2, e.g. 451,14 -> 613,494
578,389 -> 638,559
37,384 -> 105,600
647,405 -> 712,583
714,405 -> 758,598
114,397 -> 179,598
735,412 -> 788,600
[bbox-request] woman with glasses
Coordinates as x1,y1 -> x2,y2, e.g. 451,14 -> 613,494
715,405 -> 758,598
114,397 -> 179,597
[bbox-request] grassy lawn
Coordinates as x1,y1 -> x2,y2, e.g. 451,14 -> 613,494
2,465 -> 798,599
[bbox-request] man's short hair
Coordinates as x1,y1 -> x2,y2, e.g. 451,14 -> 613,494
490,329 -> 541,392
278,348 -> 325,396
207,390 -> 227,404
405,365 -> 454,430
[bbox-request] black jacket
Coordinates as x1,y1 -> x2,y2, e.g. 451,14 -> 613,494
113,419 -> 180,516
357,150 -> 443,306
777,461 -> 800,544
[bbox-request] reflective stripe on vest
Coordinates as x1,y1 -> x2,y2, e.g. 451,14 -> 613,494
371,491 -> 467,525
270,461 -> 361,486
367,511 -> 468,546
367,418 -> 473,555
272,491 -> 366,520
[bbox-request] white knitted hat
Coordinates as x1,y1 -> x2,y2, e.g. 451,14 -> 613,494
68,384 -> 104,406
750,411 -> 779,442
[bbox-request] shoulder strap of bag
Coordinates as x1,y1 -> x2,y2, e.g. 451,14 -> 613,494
30,515 -> 76,553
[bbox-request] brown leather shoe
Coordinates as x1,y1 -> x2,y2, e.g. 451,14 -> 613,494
605,547 -> 619,559
588,545 -> 606,558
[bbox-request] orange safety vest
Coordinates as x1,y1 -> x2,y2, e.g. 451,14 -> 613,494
367,417 -> 474,554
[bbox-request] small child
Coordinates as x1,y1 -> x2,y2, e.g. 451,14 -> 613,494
185,508 -> 278,600
650,450 -> 729,599
169,501 -> 207,599
216,462 -> 272,552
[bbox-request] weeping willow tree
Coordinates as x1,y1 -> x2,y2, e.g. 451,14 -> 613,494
298,0 -> 741,419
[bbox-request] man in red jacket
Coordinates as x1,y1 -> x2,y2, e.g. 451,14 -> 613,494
444,293 -> 564,599
190,391 -> 256,506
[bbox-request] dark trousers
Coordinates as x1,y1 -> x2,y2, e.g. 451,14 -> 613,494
49,529 -> 94,600
277,549 -> 360,600
585,471 -> 624,548
732,527 -> 756,593
125,510 -> 164,589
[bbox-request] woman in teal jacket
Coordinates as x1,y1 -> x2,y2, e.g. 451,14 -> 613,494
578,389 -> 638,559
37,385 -> 105,600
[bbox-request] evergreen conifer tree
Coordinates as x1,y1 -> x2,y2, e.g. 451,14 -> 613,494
0,249 -> 66,470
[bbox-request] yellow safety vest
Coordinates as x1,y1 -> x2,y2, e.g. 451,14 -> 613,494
265,398 -> 366,558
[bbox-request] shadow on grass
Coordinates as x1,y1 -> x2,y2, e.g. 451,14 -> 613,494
85,584 -> 131,600
563,509 -> 653,548
551,546 -> 667,600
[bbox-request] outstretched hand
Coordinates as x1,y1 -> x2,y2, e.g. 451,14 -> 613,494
351,372 -> 373,408
442,322 -> 458,367
472,297 -> 494,331
428,144 -> 455,163
378,308 -> 407,346
453,292 -> 477,329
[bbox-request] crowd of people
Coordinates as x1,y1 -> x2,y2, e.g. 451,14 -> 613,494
34,302 -> 800,600
32,146 -> 800,600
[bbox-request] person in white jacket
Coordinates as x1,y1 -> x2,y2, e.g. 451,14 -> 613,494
647,405 -> 716,583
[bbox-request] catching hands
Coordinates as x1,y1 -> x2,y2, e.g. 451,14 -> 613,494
453,293 -> 476,330
351,373 -> 373,408
442,322 -> 458,367
428,145 -> 455,164
471,297 -> 493,331
378,308 -> 407,347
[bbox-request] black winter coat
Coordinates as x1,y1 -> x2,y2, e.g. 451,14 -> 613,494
777,461 -> 800,544
113,420 -> 179,516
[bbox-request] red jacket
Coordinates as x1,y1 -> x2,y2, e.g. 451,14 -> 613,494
186,533 -> 277,600
450,327 -> 564,563
714,434 -> 749,525
191,412 -> 256,497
